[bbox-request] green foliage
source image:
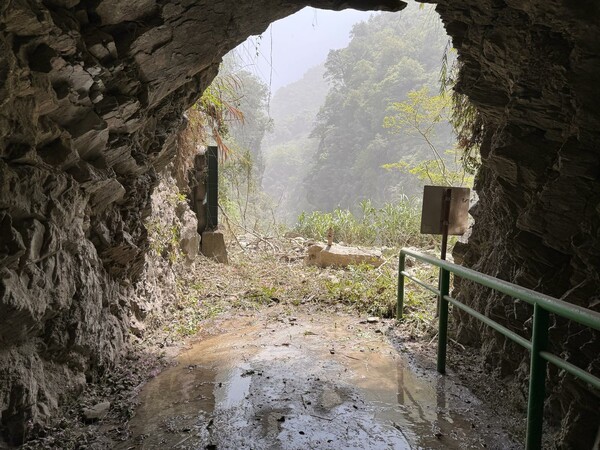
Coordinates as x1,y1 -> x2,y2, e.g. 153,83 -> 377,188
168,281 -> 225,337
245,285 -> 279,304
305,4 -> 452,212
384,86 -> 450,132
146,220 -> 181,263
401,264 -> 438,333
383,87 -> 473,187
439,43 -> 483,174
382,151 -> 472,187
145,191 -> 189,263
324,263 -> 397,317
262,65 -> 328,223
167,192 -> 187,206
225,66 -> 273,181
202,57 -> 277,235
294,198 -> 433,248
197,73 -> 245,156
220,147 -> 280,235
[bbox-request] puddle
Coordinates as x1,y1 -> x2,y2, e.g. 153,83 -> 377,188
119,314 -> 517,449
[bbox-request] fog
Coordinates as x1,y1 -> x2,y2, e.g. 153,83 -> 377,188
234,7 -> 372,93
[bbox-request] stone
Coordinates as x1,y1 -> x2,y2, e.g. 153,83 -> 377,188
83,401 -> 110,421
96,0 -> 158,25
201,230 -> 228,264
306,243 -> 383,268
179,209 -> 200,262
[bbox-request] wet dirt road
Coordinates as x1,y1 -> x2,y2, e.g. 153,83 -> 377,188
119,312 -> 517,449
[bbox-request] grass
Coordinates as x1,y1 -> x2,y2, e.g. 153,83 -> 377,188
323,263 -> 397,317
149,232 -> 441,343
400,263 -> 439,336
294,198 -> 436,248
143,192 -> 444,342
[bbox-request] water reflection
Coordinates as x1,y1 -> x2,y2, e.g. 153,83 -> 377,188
119,315 -> 515,449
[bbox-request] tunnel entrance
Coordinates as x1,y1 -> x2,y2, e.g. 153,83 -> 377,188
1,0 -> 599,448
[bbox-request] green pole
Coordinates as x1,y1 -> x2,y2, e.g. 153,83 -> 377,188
526,304 -> 549,450
397,253 -> 406,320
206,145 -> 218,230
437,267 -> 450,374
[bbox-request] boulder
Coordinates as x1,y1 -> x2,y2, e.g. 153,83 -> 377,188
83,401 -> 110,421
306,243 -> 383,268
178,209 -> 200,262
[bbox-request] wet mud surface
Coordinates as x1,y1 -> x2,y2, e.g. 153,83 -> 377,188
118,312 -> 518,449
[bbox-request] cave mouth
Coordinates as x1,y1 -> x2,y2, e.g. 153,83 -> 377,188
1,0 -> 599,448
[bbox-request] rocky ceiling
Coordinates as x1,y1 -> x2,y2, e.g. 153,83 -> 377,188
0,0 -> 598,446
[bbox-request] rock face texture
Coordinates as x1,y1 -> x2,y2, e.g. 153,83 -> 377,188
0,0 -> 404,443
1,0 -> 599,446
129,170 -> 199,338
434,1 -> 600,446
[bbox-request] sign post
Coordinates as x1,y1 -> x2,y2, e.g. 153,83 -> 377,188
420,185 -> 470,315
439,188 -> 452,261
206,145 -> 218,231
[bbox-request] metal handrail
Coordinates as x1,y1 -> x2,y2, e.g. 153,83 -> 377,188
396,248 -> 600,450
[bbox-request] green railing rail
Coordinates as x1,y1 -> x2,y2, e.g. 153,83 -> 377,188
396,248 -> 600,450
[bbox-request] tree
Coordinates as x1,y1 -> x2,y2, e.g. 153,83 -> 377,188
383,87 -> 473,187
303,5 -> 451,212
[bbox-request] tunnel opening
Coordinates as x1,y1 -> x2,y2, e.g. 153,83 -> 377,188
0,0 -> 599,448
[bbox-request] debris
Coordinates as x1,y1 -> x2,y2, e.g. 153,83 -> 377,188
367,317 -> 379,324
83,401 -> 110,421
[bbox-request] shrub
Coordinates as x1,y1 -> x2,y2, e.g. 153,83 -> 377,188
294,197 -> 435,248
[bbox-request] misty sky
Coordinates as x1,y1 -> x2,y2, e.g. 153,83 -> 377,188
232,7 -> 374,93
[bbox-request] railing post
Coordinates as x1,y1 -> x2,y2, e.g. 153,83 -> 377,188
526,304 -> 549,450
437,267 -> 450,374
397,252 -> 406,320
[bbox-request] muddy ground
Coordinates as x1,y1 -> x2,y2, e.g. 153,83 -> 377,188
12,238 -> 532,449
117,309 -> 519,450
16,305 -> 526,449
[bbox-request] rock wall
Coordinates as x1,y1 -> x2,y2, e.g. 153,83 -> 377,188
130,169 -> 199,338
1,0 -> 599,446
434,1 -> 600,446
0,0 -> 404,443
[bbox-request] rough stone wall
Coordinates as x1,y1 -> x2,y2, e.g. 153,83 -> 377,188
431,1 -> 600,447
0,0 -> 404,443
2,0 -> 599,446
129,169 -> 199,338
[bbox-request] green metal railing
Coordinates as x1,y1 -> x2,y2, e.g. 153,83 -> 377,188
396,248 -> 600,450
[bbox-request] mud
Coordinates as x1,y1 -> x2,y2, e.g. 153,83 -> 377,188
118,313 -> 518,449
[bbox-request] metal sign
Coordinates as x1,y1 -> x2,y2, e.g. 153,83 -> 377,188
420,186 -> 470,236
